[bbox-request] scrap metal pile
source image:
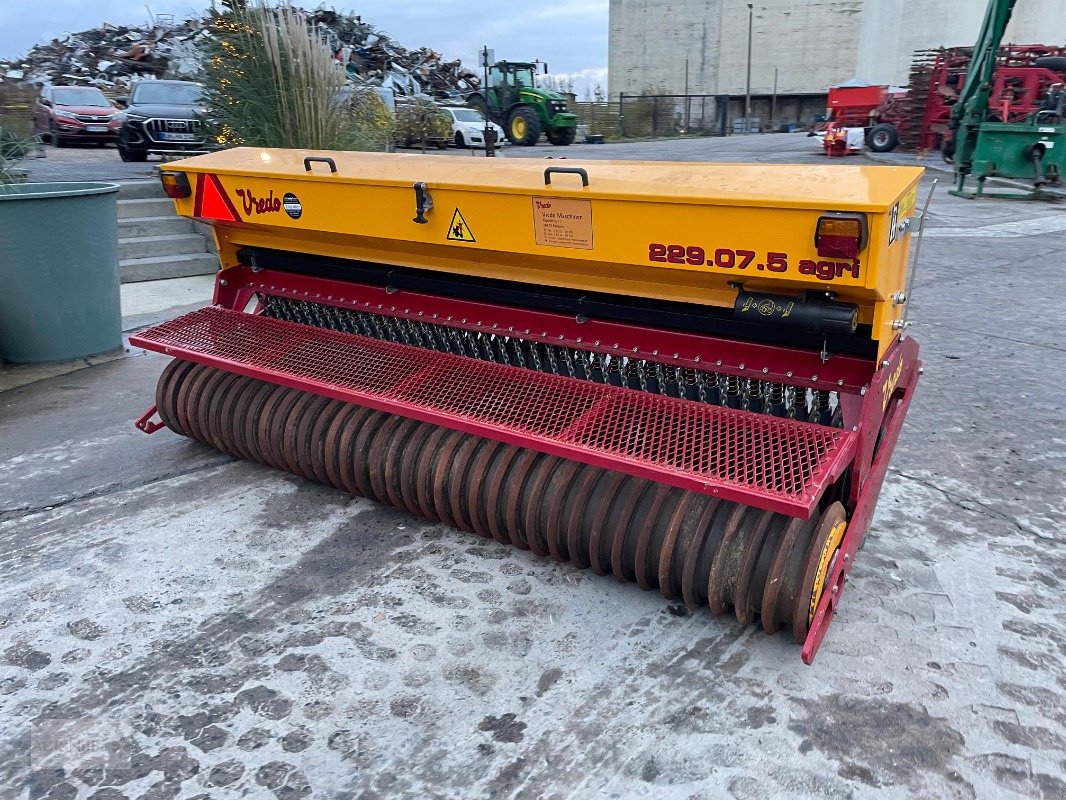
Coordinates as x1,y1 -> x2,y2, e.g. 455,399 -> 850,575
0,18 -> 209,90
0,7 -> 478,98
133,151 -> 927,664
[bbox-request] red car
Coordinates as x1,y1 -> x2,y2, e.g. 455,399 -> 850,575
33,86 -> 122,146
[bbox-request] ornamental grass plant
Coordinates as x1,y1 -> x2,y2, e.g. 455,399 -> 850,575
203,0 -> 392,151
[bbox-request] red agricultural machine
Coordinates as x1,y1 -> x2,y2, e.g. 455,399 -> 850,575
908,44 -> 1066,157
132,150 -> 928,664
820,44 -> 1066,156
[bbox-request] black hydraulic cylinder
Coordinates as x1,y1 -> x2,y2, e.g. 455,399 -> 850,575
733,291 -> 858,335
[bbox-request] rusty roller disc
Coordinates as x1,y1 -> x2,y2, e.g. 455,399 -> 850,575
290,393 -> 334,482
155,361 -> 851,644
399,422 -> 440,520
562,466 -> 605,570
500,448 -> 542,552
520,454 -> 562,558
240,380 -> 281,468
308,399 -> 347,487
382,416 -> 425,516
202,369 -> 243,456
321,403 -> 363,492
656,492 -> 703,600
586,471 -> 629,576
277,391 -> 322,480
614,481 -> 665,585
465,438 -> 508,541
480,441 -> 522,545
155,359 -> 196,436
447,433 -> 485,535
263,383 -> 304,473
343,406 -> 385,499
634,486 -> 684,592
759,516 -> 805,635
731,510 -> 778,626
542,459 -> 582,563
706,504 -> 757,618
429,428 -> 470,530
175,363 -> 212,445
338,405 -> 380,498
412,424 -> 452,524
240,380 -> 282,467
216,374 -> 256,460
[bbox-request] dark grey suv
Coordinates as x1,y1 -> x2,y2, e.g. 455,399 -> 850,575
117,80 -> 214,162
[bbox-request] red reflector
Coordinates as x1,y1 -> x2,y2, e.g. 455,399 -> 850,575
192,173 -> 242,222
159,171 -> 191,199
817,234 -> 859,259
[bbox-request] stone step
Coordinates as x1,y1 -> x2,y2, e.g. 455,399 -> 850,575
118,215 -> 195,238
117,197 -> 174,219
119,252 -> 218,283
118,233 -> 207,261
116,179 -> 164,200
193,221 -> 218,253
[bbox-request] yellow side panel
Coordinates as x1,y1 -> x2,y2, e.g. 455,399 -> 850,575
168,149 -> 923,356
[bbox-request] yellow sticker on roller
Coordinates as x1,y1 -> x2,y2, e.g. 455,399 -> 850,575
809,519 -> 847,626
532,197 -> 594,250
447,208 -> 476,243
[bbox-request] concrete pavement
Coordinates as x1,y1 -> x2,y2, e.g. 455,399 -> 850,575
0,135 -> 1063,800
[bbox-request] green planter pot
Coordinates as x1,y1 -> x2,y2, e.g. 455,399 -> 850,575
0,182 -> 121,363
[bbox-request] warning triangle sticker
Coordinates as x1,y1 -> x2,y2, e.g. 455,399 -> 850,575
193,173 -> 241,222
446,208 -> 475,242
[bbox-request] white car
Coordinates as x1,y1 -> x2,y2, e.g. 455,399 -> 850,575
443,107 -> 505,149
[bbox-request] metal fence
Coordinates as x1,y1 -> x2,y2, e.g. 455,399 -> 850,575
571,93 -> 828,140
572,95 -> 729,139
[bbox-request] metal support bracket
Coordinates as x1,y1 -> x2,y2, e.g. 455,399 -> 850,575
135,405 -> 166,434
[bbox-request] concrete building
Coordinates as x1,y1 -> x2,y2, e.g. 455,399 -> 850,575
608,0 -> 1066,126
857,0 -> 1066,86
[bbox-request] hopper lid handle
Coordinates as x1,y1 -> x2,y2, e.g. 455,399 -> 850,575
304,156 -> 338,174
544,166 -> 589,187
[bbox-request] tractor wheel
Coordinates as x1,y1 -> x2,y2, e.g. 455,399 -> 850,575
507,106 -> 541,146
546,127 -> 576,146
866,123 -> 898,153
468,95 -> 490,119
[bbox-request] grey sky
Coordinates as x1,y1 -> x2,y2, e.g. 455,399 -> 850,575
0,1 -> 609,93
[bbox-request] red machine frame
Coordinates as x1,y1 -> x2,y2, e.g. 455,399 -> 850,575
913,44 -> 1066,151
133,267 -> 920,664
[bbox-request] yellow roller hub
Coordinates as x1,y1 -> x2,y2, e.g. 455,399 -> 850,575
511,115 -> 526,139
808,518 -> 847,625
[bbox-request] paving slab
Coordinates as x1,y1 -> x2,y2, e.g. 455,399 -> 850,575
0,135 -> 1063,800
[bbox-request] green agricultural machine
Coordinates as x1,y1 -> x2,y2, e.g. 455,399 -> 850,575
950,0 -> 1066,198
466,61 -> 578,146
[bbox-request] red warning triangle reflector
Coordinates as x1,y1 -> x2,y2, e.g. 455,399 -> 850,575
193,173 -> 241,222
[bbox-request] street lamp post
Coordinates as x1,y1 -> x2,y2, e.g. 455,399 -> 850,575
745,3 -> 753,133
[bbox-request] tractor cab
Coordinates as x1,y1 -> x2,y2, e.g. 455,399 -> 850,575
487,62 -> 537,110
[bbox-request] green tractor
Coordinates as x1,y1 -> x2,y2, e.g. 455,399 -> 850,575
465,61 -> 578,146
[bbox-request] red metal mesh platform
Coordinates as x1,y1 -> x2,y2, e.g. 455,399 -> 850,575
131,307 -> 856,516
